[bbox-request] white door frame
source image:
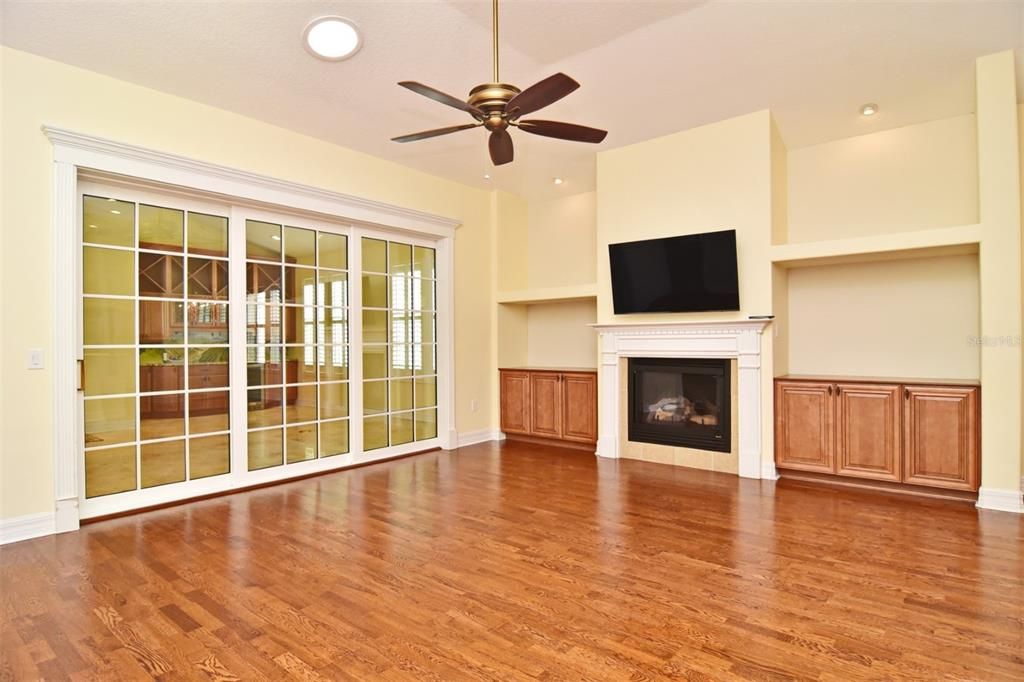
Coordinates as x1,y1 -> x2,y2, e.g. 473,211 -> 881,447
45,126 -> 460,533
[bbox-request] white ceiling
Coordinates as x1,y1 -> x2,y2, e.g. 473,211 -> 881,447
3,1 -> 1023,201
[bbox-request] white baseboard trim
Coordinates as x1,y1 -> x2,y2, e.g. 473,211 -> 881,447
456,429 -> 503,448
0,511 -> 57,545
761,461 -> 780,480
976,487 -> 1024,514
595,436 -> 618,458
55,497 -> 81,533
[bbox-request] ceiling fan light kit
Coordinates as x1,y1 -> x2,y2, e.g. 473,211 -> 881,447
391,0 -> 608,166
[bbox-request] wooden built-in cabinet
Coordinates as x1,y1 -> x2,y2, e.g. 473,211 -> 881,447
529,372 -> 563,438
499,368 -> 597,449
561,373 -> 598,444
775,376 -> 979,492
774,381 -> 834,473
835,382 -> 901,482
499,371 -> 531,435
902,385 -> 979,491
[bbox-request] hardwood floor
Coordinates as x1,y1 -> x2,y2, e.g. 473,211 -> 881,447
2,440 -> 1022,680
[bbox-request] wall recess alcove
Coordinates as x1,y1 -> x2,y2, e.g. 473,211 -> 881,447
777,253 -> 980,380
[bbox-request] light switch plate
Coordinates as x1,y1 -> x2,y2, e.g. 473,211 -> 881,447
28,348 -> 44,370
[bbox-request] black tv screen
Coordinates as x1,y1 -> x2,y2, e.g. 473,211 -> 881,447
609,230 -> 740,314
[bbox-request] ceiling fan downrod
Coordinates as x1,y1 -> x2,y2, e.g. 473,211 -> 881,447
492,0 -> 500,83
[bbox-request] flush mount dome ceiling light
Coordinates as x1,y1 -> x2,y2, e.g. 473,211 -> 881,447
303,16 -> 362,61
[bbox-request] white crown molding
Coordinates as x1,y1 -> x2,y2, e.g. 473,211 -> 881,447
976,487 -> 1024,514
41,125 -> 461,237
0,512 -> 57,545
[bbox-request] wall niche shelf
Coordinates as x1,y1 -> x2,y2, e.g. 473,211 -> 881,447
496,283 -> 598,305
771,223 -> 981,269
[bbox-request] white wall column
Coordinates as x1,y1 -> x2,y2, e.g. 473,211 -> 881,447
51,160 -> 81,533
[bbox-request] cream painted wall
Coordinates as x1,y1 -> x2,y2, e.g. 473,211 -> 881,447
976,51 -> 1022,495
495,191 -> 529,292
771,265 -> 790,377
596,110 -> 775,325
0,47 -> 7,505
596,110 -> 777,468
3,45 -> 1021,521
770,118 -> 788,245
494,191 -> 597,380
786,255 -> 980,379
525,301 -> 598,369
0,47 -> 496,520
787,114 -> 979,243
1019,103 -> 1024,476
489,191 -> 529,423
526,191 -> 597,289
496,304 -> 529,369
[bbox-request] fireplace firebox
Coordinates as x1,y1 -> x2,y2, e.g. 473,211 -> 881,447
627,357 -> 731,452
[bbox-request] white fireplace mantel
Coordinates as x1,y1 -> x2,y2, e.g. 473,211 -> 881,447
592,320 -> 775,480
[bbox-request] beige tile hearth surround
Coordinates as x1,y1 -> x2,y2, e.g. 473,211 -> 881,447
619,359 -> 739,473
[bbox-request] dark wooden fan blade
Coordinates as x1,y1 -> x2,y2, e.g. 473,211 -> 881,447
517,119 -> 608,143
391,123 -> 480,143
398,81 -> 484,117
505,73 -> 579,118
489,129 -> 514,165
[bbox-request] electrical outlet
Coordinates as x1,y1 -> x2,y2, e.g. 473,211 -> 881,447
27,348 -> 44,370
470,399 -> 479,413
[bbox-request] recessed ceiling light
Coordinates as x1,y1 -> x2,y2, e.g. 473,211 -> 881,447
110,210 -> 121,215
271,235 -> 281,241
860,103 -> 878,117
553,177 -> 564,185
483,173 -> 491,180
88,224 -> 97,229
303,16 -> 362,61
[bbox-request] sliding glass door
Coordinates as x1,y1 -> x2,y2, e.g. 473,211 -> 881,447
360,237 -> 438,451
78,182 -> 445,518
244,217 -> 350,471
81,190 -> 232,501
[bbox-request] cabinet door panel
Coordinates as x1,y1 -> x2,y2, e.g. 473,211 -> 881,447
529,373 -> 562,438
499,371 -> 530,435
835,383 -> 900,481
775,380 -> 834,472
562,373 -> 597,443
903,385 -> 979,491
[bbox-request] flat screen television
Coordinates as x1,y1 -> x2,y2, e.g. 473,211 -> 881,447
608,230 -> 739,314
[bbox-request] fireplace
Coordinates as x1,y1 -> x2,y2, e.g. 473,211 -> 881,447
627,357 -> 731,452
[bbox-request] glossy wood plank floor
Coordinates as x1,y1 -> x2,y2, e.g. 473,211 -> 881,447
2,441 -> 1022,680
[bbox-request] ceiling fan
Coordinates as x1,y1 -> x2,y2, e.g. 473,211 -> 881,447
391,0 -> 608,166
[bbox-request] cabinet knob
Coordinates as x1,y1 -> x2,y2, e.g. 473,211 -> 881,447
827,385 -> 832,396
